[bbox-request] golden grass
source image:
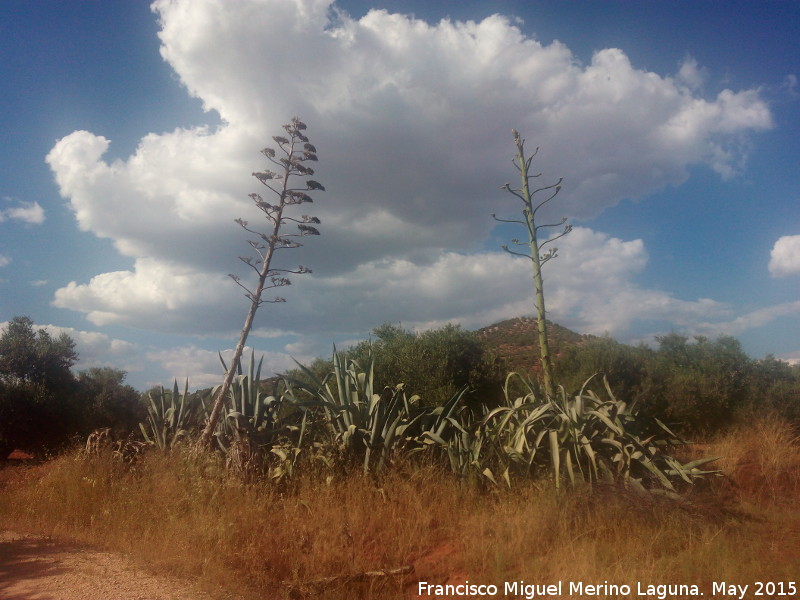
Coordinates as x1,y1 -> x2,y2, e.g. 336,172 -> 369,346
1,415 -> 798,600
709,412 -> 800,500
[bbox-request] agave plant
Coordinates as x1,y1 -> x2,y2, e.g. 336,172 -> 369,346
284,347 -> 441,474
212,351 -> 271,445
476,372 -> 721,492
139,379 -> 199,451
433,412 -> 499,484
208,350 -> 307,479
548,375 -> 721,492
480,373 -> 553,477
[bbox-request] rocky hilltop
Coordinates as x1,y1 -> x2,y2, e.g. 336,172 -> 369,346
476,316 -> 594,375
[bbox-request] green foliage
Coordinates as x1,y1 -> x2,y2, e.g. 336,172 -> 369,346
344,322 -> 505,408
556,337 -> 653,406
207,350 -> 307,480
280,347 -> 712,492
285,348 -> 431,474
0,380 -> 74,457
0,316 -> 81,456
139,380 -> 200,451
554,333 -> 800,434
445,372 -> 720,492
0,316 -> 77,390
76,368 -> 144,436
629,334 -> 752,433
0,317 -> 152,456
743,355 -> 800,422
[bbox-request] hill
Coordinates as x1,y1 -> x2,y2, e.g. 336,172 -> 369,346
475,316 -> 594,375
191,317 -> 593,396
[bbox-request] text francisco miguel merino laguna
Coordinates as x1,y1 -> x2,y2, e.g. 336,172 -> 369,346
417,579 -> 790,599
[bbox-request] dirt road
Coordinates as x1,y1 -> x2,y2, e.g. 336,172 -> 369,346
0,531 -> 217,600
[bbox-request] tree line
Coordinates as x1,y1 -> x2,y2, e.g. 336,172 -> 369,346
0,316 -> 143,459
285,322 -> 800,436
2,313 -> 799,459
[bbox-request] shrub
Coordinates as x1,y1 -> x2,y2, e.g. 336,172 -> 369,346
555,336 -> 652,403
345,323 -> 506,408
555,333 -> 762,435
0,379 -> 76,456
645,334 -> 751,433
76,367 -> 145,437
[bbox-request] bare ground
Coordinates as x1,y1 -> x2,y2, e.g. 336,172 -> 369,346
0,531 -> 221,600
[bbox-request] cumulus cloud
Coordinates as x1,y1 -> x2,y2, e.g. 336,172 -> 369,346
781,352 -> 800,366
52,257 -> 242,333
676,56 -> 707,90
146,344 -> 308,389
691,301 -> 800,339
541,228 -> 730,335
46,0 -> 773,341
203,227 -> 729,341
769,235 -> 800,277
0,198 -> 45,224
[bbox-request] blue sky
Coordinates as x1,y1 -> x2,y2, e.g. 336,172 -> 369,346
1,0 -> 798,391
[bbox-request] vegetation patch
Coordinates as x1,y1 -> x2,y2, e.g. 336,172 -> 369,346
1,123 -> 798,598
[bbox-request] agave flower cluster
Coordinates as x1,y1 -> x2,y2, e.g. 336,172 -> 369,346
230,117 -> 324,305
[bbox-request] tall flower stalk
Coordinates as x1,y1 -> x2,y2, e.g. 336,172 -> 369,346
199,117 -> 323,448
494,130 -> 571,398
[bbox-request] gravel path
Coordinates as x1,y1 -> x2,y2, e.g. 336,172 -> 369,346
0,531 -> 218,600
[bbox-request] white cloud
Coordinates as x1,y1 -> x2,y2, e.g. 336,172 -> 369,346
783,74 -> 799,98
0,199 -> 45,224
780,352 -> 800,366
769,235 -> 800,277
692,301 -> 800,339
45,0 -> 773,342
52,258 -> 242,333
30,280 -> 48,287
542,229 -> 729,334
146,345 -> 227,390
216,227 -> 730,341
676,56 -> 707,90
146,344 -> 303,389
0,255 -> 10,268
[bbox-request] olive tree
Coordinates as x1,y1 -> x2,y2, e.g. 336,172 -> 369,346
0,316 -> 80,455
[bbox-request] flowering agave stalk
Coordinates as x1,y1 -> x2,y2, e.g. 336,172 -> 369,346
199,117 -> 323,449
494,130 -> 571,398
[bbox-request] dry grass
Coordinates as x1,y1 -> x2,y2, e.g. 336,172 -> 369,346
1,415 -> 798,600
708,412 -> 800,500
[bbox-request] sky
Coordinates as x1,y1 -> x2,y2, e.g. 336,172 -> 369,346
1,0 -> 798,391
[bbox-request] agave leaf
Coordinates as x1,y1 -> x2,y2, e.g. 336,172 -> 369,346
654,417 -> 685,442
549,430 -> 560,489
501,467 -> 511,488
564,449 -> 575,485
482,468 -> 498,485
682,456 -> 721,470
139,423 -> 153,444
587,409 -> 623,436
519,403 -> 554,430
420,431 -> 447,446
637,455 -> 676,490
